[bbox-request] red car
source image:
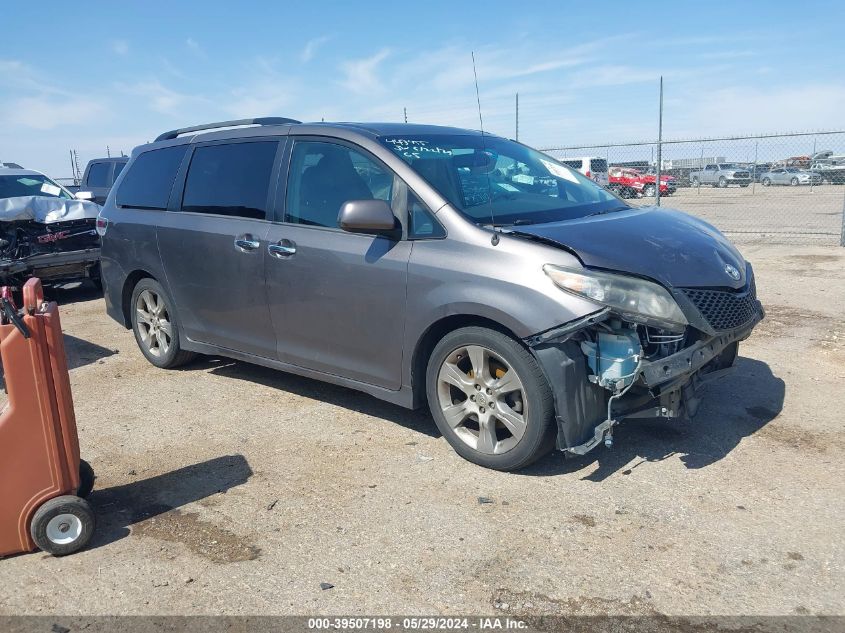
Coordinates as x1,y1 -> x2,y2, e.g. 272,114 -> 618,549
608,167 -> 676,198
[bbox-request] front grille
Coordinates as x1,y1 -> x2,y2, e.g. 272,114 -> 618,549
734,172 -> 750,178
681,283 -> 760,331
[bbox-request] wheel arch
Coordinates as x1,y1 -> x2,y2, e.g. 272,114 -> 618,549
409,314 -> 524,408
120,269 -> 157,328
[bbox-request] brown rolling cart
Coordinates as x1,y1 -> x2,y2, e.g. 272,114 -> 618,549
0,278 -> 95,557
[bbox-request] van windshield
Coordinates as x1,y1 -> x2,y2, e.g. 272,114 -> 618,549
379,134 -> 626,226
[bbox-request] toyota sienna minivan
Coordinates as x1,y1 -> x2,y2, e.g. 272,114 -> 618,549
99,118 -> 763,471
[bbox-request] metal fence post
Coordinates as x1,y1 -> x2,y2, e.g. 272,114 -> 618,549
841,187 -> 845,247
697,145 -> 704,195
655,77 -> 663,206
752,141 -> 758,195
810,137 -> 816,194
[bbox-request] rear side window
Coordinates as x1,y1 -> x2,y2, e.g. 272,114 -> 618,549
116,146 -> 188,209
590,159 -> 608,172
181,141 -> 278,220
561,159 -> 583,170
86,162 -> 110,188
112,161 -> 126,182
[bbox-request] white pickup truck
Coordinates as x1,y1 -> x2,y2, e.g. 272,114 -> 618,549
689,163 -> 751,188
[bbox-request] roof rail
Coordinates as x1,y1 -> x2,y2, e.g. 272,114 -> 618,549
154,117 -> 301,142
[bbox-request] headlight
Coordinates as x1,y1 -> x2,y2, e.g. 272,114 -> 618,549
543,264 -> 687,328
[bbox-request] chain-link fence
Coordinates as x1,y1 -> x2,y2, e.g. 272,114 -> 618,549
541,130 -> 845,245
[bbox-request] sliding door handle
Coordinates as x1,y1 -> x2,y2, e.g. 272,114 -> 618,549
234,236 -> 260,252
268,241 -> 296,258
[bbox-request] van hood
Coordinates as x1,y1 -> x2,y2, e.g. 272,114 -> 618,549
509,206 -> 747,289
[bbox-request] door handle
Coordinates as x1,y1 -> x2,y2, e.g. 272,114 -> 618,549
234,236 -> 260,252
268,240 -> 296,258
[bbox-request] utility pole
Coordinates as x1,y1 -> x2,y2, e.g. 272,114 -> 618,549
515,93 -> 519,141
404,107 -> 408,124
655,76 -> 664,207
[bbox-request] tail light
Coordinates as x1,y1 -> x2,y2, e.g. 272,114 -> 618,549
96,216 -> 109,237
585,170 -> 592,179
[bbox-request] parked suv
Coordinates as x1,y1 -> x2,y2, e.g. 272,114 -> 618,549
71,157 -> 129,205
100,118 -> 763,471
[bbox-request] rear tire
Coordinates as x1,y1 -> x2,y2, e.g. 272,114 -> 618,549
718,176 -> 728,188
426,327 -> 555,471
762,177 -> 771,186
30,495 -> 95,556
130,278 -> 196,369
642,184 -> 656,198
691,177 -> 700,187
790,177 -> 799,186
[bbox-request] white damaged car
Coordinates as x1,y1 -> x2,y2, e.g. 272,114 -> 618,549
0,168 -> 101,288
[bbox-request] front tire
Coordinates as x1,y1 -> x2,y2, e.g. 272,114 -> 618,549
642,184 -> 656,198
691,176 -> 700,187
718,176 -> 728,188
30,495 -> 95,556
790,177 -> 799,186
426,327 -> 555,471
762,177 -> 771,186
130,278 -> 196,369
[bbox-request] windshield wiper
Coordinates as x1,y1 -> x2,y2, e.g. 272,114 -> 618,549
584,206 -> 629,218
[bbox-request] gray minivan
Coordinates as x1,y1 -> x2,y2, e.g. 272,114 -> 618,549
99,118 -> 763,471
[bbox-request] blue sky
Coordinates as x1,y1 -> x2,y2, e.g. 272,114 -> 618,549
1,0 -> 843,177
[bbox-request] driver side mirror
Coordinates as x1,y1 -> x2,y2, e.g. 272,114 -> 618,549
75,191 -> 95,201
338,199 -> 398,236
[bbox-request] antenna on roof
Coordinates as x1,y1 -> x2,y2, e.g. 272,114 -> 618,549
471,52 -> 498,243
471,52 -> 484,135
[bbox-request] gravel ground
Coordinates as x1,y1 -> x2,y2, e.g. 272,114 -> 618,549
0,244 -> 843,617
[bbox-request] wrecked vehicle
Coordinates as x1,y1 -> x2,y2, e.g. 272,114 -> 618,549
0,169 -> 101,288
99,119 -> 763,471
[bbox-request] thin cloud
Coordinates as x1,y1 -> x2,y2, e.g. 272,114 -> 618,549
4,96 -> 107,130
339,49 -> 390,95
116,79 -> 196,115
186,37 -> 206,59
301,36 -> 331,62
111,40 -> 130,56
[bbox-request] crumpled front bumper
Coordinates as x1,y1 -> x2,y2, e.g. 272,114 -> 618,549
530,304 -> 764,456
639,309 -> 762,389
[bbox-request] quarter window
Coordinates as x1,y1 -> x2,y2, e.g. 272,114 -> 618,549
181,141 -> 278,220
286,141 -> 394,228
408,192 -> 445,239
116,146 -> 187,209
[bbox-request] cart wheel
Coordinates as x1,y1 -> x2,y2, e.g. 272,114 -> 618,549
77,459 -> 95,498
30,496 -> 95,556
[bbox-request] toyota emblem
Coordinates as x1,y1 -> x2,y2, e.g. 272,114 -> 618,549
724,264 -> 741,281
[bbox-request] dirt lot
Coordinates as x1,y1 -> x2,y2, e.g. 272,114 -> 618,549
630,185 -> 845,244
1,244 -> 843,617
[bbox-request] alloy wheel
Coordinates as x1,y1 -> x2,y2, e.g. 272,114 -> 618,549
436,345 -> 528,455
135,289 -> 172,357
